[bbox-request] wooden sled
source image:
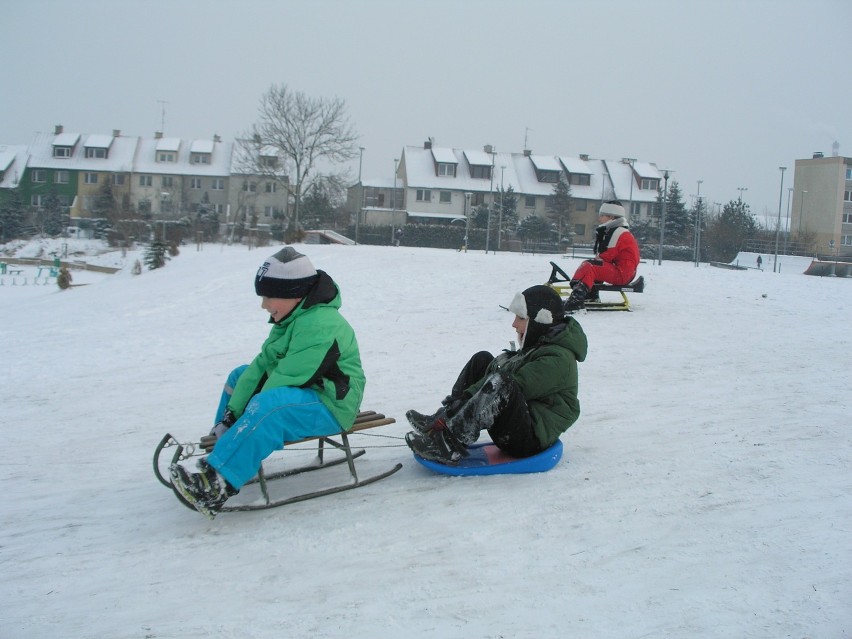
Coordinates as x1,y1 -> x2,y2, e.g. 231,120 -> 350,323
153,410 -> 402,512
547,261 -> 644,311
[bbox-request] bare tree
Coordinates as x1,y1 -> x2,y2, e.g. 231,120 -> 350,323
244,83 -> 359,238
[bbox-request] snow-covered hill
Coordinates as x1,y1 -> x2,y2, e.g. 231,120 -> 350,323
1,241 -> 849,638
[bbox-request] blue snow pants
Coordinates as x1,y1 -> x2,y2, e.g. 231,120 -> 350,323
206,365 -> 343,489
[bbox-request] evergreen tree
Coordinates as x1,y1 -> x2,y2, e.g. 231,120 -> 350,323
471,203 -> 490,229
144,239 -> 170,270
661,180 -> 689,244
42,190 -> 66,237
546,177 -> 572,240
0,187 -> 27,241
92,179 -> 118,241
517,215 -> 554,246
703,198 -> 759,262
301,182 -> 335,228
496,185 -> 518,236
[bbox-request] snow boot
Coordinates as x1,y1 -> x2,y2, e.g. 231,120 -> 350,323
563,282 -> 590,314
405,429 -> 469,465
406,406 -> 448,435
169,458 -> 238,519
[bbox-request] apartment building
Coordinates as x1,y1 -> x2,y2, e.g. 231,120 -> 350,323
792,152 -> 852,258
349,140 -> 662,245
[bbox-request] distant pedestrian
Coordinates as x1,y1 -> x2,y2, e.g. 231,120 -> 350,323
393,227 -> 403,247
756,255 -> 763,270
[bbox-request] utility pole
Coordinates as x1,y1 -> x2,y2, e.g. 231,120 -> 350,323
774,167 -> 786,273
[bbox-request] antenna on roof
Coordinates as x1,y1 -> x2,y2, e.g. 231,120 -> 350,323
524,127 -> 531,150
157,100 -> 169,134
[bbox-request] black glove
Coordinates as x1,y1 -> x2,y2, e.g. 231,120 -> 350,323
210,409 -> 237,438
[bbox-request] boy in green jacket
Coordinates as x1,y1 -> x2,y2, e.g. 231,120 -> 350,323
406,285 -> 587,464
170,247 -> 365,517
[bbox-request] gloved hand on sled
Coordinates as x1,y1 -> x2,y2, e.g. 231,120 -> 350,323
210,409 -> 237,438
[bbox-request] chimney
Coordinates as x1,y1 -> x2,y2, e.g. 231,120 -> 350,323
54,124 -> 63,135
155,131 -> 163,139
523,149 -> 531,157
424,139 -> 432,149
832,141 -> 839,157
579,154 -> 589,161
113,129 -> 121,137
813,151 -> 824,159
214,134 -> 221,143
484,144 -> 493,154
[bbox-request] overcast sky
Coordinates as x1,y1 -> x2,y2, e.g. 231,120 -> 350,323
2,0 -> 850,221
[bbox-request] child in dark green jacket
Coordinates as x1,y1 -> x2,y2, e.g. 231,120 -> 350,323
406,285 -> 587,464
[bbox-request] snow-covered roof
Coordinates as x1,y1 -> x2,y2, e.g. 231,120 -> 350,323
191,139 -> 215,154
156,138 -> 181,152
0,144 -> 28,188
559,156 -> 592,175
53,132 -> 80,147
603,159 -> 660,203
85,134 -> 113,149
529,155 -> 562,173
430,147 -> 457,164
463,150 -> 492,167
135,137 -> 232,176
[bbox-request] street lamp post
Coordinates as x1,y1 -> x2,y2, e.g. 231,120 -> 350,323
773,166 -> 786,273
498,165 -> 506,251
463,192 -> 472,252
798,190 -> 807,236
784,186 -> 792,256
658,169 -> 672,266
737,187 -> 748,202
391,158 -> 398,245
693,180 -> 703,267
625,158 -> 637,221
356,146 -> 364,245
486,146 -> 496,254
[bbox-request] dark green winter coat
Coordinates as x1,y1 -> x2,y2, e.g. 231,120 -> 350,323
465,317 -> 587,448
227,271 -> 365,431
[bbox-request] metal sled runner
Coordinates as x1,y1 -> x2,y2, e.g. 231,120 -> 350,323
153,411 -> 402,512
547,261 -> 644,311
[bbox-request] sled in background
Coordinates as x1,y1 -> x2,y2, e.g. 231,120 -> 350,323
413,439 -> 564,476
154,410 -> 402,512
547,261 -> 644,312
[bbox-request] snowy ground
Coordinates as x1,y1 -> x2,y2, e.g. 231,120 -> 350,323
1,240 -> 849,639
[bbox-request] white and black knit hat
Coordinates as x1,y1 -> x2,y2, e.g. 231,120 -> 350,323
508,285 -> 563,349
255,247 -> 319,299
599,201 -> 626,219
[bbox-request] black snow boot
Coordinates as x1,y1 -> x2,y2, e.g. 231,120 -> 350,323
170,458 -> 238,519
563,282 -> 590,313
406,406 -> 448,435
405,429 -> 469,465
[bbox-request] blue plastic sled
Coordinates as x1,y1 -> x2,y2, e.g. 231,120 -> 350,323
413,439 -> 564,476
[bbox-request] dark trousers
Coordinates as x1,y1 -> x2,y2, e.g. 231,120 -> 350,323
448,351 -> 544,458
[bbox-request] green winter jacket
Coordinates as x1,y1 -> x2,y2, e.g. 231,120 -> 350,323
227,271 -> 365,431
465,317 -> 588,448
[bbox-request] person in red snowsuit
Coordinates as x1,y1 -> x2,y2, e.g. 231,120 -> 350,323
564,200 -> 640,312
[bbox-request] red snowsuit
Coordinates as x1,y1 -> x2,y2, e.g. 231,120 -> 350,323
572,221 -> 640,289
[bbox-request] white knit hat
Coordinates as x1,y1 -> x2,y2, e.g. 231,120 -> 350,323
599,202 -> 626,218
255,247 -> 318,299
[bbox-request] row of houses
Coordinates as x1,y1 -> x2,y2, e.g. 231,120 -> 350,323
0,125 -> 290,230
347,139 -> 666,245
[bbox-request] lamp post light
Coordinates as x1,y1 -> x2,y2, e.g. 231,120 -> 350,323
693,180 -> 703,267
356,146 -> 364,245
463,192 -> 472,252
798,190 -> 807,236
784,186 -> 792,256
657,169 -> 673,266
737,187 -> 748,202
773,166 -> 786,273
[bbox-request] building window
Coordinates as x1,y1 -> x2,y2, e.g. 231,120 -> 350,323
575,199 -> 588,211
569,174 -> 591,186
157,151 -> 176,163
138,199 -> 152,214
190,178 -> 202,189
214,204 -> 224,214
846,168 -> 852,180
631,202 -> 641,217
31,194 -> 44,207
112,174 -> 125,185
470,165 -> 492,179
162,176 -> 174,188
641,178 -> 660,190
243,181 -> 257,192
536,171 -> 559,183
139,175 -> 152,187
416,189 -> 431,202
260,156 -> 278,168
574,223 -> 586,237
264,206 -> 274,217
84,172 -> 98,184
31,170 -> 46,183
437,163 -> 456,177
212,178 -> 224,190
191,153 -> 211,164
842,235 -> 852,246
471,193 -> 485,206
53,146 -> 72,158
844,190 -> 852,202
85,147 -> 107,159
265,182 -> 276,193
439,191 -> 451,204
843,212 -> 852,224
524,195 -> 536,208
54,170 -> 69,184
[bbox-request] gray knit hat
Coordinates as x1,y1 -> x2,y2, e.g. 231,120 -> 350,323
255,247 -> 318,299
